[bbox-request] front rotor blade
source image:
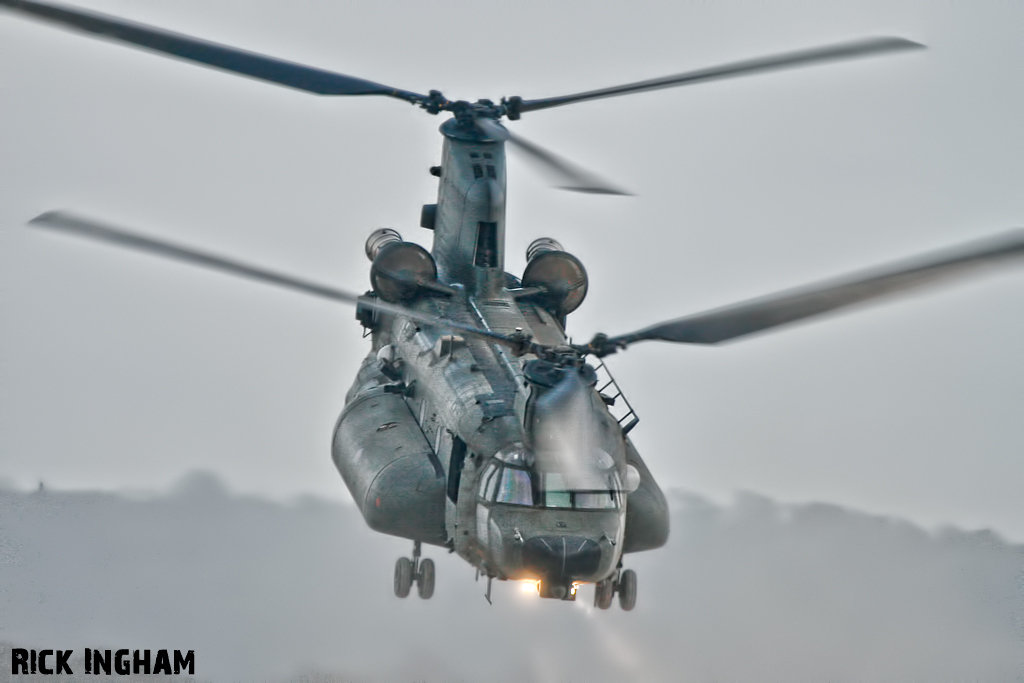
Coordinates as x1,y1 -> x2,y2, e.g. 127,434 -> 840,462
597,230 -> 1024,351
516,37 -> 923,114
531,370 -> 616,491
0,0 -> 427,102
475,119 -> 629,196
27,212 -> 525,350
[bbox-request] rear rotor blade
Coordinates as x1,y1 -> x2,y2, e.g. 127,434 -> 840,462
589,229 -> 1024,353
515,37 -> 924,114
27,211 -> 525,350
0,0 -> 427,102
475,118 -> 629,196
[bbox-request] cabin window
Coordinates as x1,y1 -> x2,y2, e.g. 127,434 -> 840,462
474,222 -> 498,268
486,165 -> 496,179
472,164 -> 483,179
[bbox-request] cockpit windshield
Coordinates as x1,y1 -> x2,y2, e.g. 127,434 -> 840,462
497,467 -> 533,506
478,459 -> 621,510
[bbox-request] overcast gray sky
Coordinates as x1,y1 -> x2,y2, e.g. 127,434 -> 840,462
1,0 -> 1022,539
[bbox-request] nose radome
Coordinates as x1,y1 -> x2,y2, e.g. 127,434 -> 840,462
521,535 -> 602,581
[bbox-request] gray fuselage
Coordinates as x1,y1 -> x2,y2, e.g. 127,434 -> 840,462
332,118 -> 668,591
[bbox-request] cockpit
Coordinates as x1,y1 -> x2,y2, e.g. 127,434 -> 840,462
477,448 -> 622,510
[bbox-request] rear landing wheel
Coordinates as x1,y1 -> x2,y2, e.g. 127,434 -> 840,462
618,569 -> 637,611
394,557 -> 413,598
417,558 -> 435,599
594,578 -> 614,610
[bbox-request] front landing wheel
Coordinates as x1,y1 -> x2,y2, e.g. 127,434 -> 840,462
394,557 -> 413,598
594,578 -> 614,610
618,569 -> 637,611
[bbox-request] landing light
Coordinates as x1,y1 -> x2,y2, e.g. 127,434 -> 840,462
520,580 -> 540,594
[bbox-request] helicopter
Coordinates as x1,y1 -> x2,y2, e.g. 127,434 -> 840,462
4,0 -> 1024,611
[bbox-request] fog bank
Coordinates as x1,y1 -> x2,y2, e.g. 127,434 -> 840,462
1,473 -> 1021,682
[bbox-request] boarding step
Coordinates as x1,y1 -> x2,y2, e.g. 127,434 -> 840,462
591,359 -> 639,435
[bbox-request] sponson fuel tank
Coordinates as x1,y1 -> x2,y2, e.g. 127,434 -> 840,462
331,356 -> 447,545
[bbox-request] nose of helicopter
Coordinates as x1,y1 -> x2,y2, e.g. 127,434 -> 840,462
521,535 -> 603,591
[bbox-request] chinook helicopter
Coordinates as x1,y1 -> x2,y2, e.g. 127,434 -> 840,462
5,0 -> 1024,611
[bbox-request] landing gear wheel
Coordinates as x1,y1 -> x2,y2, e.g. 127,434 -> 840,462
394,557 -> 413,598
417,558 -> 435,599
618,569 -> 637,611
594,578 -> 614,610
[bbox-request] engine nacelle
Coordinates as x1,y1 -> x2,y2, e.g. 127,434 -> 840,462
365,228 -> 438,302
522,237 -> 588,316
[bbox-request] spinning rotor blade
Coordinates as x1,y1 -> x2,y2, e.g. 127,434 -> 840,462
592,230 -> 1024,352
515,37 -> 924,114
531,370 -> 616,491
27,212 -> 524,350
475,118 -> 629,196
0,0 -> 427,102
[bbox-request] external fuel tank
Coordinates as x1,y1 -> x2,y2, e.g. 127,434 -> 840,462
331,357 -> 447,545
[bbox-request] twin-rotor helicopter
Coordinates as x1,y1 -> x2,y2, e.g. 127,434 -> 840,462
5,0 -> 1023,610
